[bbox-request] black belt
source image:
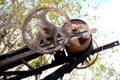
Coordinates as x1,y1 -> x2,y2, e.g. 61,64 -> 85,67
43,36 -> 93,80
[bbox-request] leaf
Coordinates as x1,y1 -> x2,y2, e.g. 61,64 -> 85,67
0,0 -> 6,4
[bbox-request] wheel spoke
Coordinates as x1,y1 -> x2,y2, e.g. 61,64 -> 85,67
22,7 -> 71,54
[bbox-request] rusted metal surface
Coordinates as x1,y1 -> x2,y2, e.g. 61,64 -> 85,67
65,19 -> 96,54
0,40 -> 119,80
22,7 -> 72,54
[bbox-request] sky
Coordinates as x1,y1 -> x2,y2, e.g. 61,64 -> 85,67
88,0 -> 120,41
84,0 -> 120,79
64,0 -> 120,45
96,0 -> 120,38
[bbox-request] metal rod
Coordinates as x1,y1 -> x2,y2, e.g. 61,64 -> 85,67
21,59 -> 35,71
0,50 -> 35,67
94,40 -> 119,53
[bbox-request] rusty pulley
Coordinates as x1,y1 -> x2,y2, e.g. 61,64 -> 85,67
22,7 -> 72,54
65,19 -> 96,54
65,19 -> 97,69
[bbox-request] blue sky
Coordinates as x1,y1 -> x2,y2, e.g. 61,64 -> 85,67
96,0 -> 120,41
83,0 -> 109,7
80,0 -> 120,42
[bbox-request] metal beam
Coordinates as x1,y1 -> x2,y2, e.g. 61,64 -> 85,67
0,50 -> 35,67
0,41 -> 119,80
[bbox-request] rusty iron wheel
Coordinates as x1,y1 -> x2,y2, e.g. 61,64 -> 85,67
76,39 -> 99,69
22,7 -> 72,54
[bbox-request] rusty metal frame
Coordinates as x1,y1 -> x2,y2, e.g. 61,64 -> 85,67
0,7 -> 119,79
0,40 -> 119,80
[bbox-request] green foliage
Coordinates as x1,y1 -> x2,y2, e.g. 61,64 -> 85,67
29,56 -> 48,68
0,0 -> 6,4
